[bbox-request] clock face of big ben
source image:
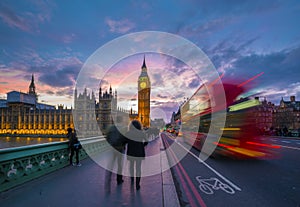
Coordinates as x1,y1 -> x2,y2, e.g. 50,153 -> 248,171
140,81 -> 146,89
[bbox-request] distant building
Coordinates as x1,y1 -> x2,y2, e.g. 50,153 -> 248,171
0,75 -> 73,135
0,75 -> 131,136
173,95 -> 300,135
74,55 -> 152,134
252,97 -> 275,133
73,85 -> 130,136
273,96 -> 300,130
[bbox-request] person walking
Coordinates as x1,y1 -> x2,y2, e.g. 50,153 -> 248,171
67,128 -> 81,167
125,120 -> 148,190
106,123 -> 126,185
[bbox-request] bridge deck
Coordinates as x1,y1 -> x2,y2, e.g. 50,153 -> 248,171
0,137 -> 179,207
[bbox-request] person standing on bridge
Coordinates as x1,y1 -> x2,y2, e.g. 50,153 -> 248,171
67,128 -> 81,167
105,122 -> 127,185
125,120 -> 148,190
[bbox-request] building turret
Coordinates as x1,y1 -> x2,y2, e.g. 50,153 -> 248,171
99,86 -> 102,100
28,74 -> 37,101
109,85 -> 112,96
290,96 -> 296,102
74,88 -> 77,108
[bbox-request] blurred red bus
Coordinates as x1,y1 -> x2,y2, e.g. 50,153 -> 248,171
180,83 -> 280,159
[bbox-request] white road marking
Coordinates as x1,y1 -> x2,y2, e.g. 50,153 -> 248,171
174,139 -> 242,191
281,141 -> 291,144
196,176 -> 236,195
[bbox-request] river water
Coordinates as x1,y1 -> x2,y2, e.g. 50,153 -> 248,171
0,136 -> 68,149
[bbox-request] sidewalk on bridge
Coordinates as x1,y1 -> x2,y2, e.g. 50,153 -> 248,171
0,137 -> 180,207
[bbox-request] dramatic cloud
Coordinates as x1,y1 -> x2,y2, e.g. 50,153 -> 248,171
37,57 -> 82,88
206,37 -> 259,72
151,73 -> 164,87
188,78 -> 200,89
0,1 -> 54,33
0,3 -> 30,32
56,88 -> 73,97
214,45 -> 300,103
0,0 -> 299,120
232,46 -> 300,87
177,16 -> 233,39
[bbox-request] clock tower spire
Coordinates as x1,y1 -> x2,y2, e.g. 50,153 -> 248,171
138,55 -> 151,128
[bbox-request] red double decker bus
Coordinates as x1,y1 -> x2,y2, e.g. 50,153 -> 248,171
180,83 -> 280,159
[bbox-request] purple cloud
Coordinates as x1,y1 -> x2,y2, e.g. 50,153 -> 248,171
37,57 -> 82,88
45,90 -> 55,95
56,88 -> 73,97
188,78 -> 200,88
0,3 -> 30,32
232,46 -> 300,86
157,94 -> 168,99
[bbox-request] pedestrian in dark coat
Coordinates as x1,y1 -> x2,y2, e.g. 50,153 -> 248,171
67,128 -> 81,166
106,123 -> 126,185
124,120 -> 148,190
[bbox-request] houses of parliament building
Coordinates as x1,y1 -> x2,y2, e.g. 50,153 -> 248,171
0,74 -> 71,136
0,57 -> 152,137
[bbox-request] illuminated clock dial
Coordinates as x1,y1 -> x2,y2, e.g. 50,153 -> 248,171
140,82 -> 146,89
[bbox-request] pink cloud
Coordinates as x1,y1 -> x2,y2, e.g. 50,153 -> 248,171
61,33 -> 76,44
105,17 -> 135,33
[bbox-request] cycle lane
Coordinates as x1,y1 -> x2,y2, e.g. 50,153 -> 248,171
161,133 -> 293,207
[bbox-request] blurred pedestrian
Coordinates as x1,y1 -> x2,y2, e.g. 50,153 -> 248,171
67,128 -> 81,167
105,123 -> 126,185
125,120 -> 148,190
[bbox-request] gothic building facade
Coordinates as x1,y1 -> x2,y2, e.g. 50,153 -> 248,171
0,75 -> 130,137
0,75 -> 74,135
0,56 -> 152,136
73,85 -> 129,137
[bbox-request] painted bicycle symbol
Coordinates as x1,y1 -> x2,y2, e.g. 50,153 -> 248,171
196,176 -> 235,195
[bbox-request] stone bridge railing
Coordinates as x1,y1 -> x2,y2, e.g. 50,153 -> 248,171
0,136 -> 108,192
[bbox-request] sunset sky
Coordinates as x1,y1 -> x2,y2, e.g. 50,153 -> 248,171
1,1 -> 300,122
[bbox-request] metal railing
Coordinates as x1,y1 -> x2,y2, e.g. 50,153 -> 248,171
0,136 -> 108,192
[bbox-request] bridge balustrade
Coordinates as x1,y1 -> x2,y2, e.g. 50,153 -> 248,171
0,136 -> 108,192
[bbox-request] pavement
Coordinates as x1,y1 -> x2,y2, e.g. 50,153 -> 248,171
0,136 -> 180,207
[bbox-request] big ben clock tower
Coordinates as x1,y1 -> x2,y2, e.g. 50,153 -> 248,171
138,56 -> 151,128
